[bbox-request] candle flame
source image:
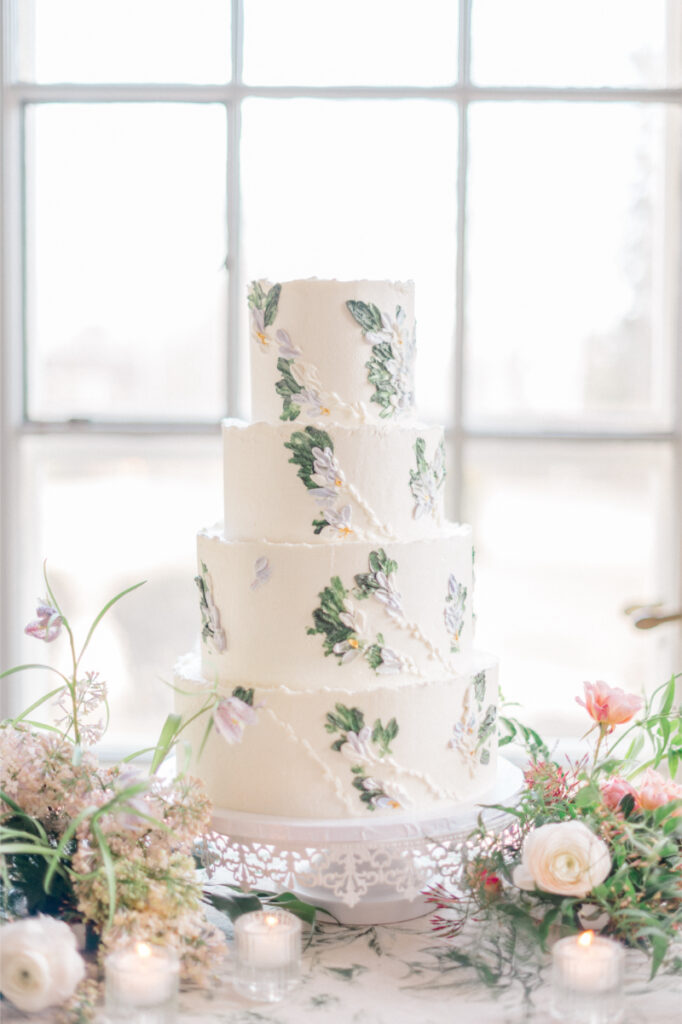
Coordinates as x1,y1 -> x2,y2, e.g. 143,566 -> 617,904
264,914 -> 278,927
136,942 -> 152,958
578,931 -> 594,948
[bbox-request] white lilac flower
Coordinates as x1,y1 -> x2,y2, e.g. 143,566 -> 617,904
332,638 -> 361,663
214,695 -> 258,744
251,556 -> 272,590
376,647 -> 404,674
323,504 -> 353,538
341,725 -> 375,764
24,599 -> 62,643
275,328 -> 301,359
250,307 -> 269,353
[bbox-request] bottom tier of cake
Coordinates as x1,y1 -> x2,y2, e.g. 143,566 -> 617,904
175,652 -> 498,819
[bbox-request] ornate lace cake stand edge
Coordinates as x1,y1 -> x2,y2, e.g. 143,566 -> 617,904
201,757 -> 523,925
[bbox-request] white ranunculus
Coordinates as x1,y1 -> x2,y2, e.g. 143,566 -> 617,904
513,821 -> 611,898
0,916 -> 86,1012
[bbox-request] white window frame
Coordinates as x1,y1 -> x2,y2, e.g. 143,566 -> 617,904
1,0 -> 681,717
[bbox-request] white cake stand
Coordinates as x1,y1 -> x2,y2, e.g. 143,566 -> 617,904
201,757 -> 523,925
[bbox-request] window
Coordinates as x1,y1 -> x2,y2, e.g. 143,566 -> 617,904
1,0 -> 680,751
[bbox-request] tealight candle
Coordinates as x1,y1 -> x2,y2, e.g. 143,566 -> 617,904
232,909 -> 302,1001
551,931 -> 625,1023
104,942 -> 179,1022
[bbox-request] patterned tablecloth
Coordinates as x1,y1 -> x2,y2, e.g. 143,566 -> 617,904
5,912 -> 682,1023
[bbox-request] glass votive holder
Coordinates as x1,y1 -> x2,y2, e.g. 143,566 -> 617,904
232,908 -> 302,1002
551,931 -> 625,1024
104,941 -> 179,1023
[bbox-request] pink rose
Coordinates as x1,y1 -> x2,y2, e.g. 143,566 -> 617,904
600,775 -> 640,813
24,600 -> 62,643
576,681 -> 642,732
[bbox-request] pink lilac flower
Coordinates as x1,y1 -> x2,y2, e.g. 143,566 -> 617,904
576,681 -> 642,733
24,599 -> 62,643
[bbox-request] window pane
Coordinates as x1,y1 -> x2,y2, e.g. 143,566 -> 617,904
243,0 -> 458,86
471,0 -> 677,87
13,435 -> 222,748
465,103 -> 677,430
464,440 -> 677,733
26,103 -> 228,422
241,99 -> 458,424
17,0 -> 230,83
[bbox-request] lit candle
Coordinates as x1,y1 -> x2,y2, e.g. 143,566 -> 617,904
233,909 -> 302,1001
105,942 -> 179,1020
551,931 -> 625,1023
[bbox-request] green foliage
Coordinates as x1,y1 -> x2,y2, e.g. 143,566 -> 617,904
275,357 -> 303,421
232,687 -> 255,707
354,548 -> 398,599
307,576 -> 352,659
473,671 -> 487,706
438,673 -> 682,982
247,280 -> 281,328
346,299 -> 383,334
477,705 -> 497,747
325,703 -> 365,736
366,342 -> 399,416
284,426 -> 335,490
372,717 -> 399,757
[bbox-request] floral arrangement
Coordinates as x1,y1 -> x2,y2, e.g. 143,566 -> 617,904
0,568 -> 228,1015
427,676 -> 682,979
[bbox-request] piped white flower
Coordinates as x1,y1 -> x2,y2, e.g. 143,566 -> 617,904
332,638 -> 361,663
275,328 -> 301,359
341,725 -> 375,764
251,557 -> 272,590
376,646 -> 404,674
250,307 -> 269,353
323,504 -> 353,538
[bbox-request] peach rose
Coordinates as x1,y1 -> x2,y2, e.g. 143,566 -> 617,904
600,776 -> 640,813
576,681 -> 642,732
638,768 -> 682,813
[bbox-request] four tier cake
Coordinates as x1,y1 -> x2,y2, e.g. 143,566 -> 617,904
176,279 -> 498,819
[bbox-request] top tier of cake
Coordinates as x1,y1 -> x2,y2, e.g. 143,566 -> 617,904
249,278 -> 415,426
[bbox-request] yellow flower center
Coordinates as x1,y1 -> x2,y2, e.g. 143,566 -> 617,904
348,637 -> 359,649
339,526 -> 353,539
257,331 -> 267,346
335,478 -> 343,488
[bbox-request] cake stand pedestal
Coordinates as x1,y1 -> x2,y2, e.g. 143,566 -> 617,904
201,757 -> 522,925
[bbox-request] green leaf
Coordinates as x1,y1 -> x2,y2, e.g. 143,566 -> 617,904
346,299 -> 383,334
78,580 -> 146,666
661,675 -> 676,717
150,712 -> 183,774
269,891 -> 317,926
10,682 -> 68,724
573,782 -> 601,808
203,890 -> 263,921
263,283 -> 281,328
91,819 -> 117,927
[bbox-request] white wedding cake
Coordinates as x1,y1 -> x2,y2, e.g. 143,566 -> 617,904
176,279 -> 498,818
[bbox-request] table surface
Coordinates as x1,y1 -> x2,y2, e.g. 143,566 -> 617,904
5,913 -> 682,1024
